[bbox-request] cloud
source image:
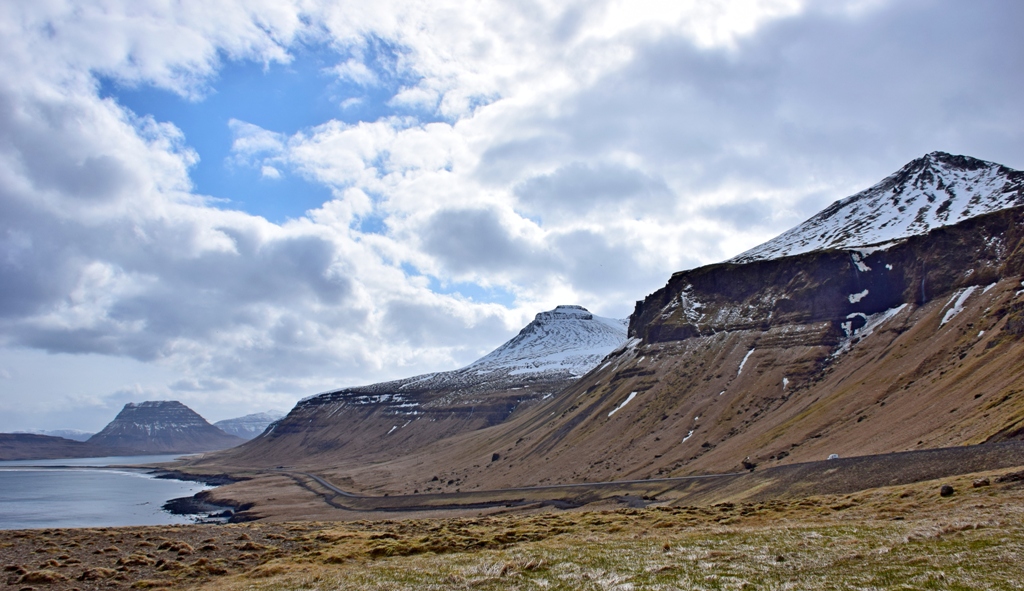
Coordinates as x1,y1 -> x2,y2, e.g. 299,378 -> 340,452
2,0 -> 1023,431
419,206 -> 548,277
514,162 -> 674,223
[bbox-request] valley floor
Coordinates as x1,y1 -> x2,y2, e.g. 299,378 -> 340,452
3,466 -> 1023,590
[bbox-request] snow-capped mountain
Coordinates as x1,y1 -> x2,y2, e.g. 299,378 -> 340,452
299,304 -> 627,408
211,306 -> 627,467
88,401 -> 244,453
214,411 -> 286,440
732,152 -> 1024,263
465,305 -> 627,378
16,429 -> 94,442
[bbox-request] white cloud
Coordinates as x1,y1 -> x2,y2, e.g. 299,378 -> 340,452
1,0 -> 1023,430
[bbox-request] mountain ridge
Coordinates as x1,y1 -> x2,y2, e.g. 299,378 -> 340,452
187,153 -> 1024,502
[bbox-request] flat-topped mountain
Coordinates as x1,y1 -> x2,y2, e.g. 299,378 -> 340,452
202,306 -> 626,467
88,401 -> 244,454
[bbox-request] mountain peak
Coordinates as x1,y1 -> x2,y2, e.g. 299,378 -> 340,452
469,305 -> 626,376
88,400 -> 243,453
732,152 -> 1024,263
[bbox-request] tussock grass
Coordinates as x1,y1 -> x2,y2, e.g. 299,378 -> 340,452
195,469 -> 1024,591
3,468 -> 1021,590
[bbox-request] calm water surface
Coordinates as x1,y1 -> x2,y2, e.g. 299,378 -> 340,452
0,455 -> 213,529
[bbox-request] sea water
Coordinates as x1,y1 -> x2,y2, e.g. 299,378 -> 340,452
0,455 -> 213,530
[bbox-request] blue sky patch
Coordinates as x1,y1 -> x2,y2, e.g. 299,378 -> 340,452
98,42 -> 424,223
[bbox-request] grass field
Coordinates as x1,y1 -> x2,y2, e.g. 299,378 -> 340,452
4,468 -> 1023,590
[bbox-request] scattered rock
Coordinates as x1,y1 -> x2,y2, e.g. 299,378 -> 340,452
78,567 -> 117,581
116,554 -> 156,567
18,570 -> 67,584
996,470 -> 1024,483
940,485 -> 955,497
973,478 -> 990,488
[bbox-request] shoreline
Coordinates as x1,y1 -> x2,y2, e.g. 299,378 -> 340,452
0,462 -> 244,530
150,469 -> 256,523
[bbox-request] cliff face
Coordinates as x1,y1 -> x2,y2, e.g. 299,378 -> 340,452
633,203 -> 1024,345
88,401 -> 243,454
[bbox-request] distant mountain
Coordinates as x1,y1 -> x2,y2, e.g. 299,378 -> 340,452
0,433 -> 133,461
733,152 -> 1024,263
15,429 -> 94,442
202,305 -> 627,467
88,401 -> 244,454
214,411 -> 285,440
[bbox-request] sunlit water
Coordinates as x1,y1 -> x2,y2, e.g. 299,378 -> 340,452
0,455 -> 213,530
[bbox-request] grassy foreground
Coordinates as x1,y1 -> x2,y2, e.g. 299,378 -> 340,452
4,468 -> 1023,590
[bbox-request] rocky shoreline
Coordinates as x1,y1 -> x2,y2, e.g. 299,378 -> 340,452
151,470 -> 255,523
161,490 -> 256,523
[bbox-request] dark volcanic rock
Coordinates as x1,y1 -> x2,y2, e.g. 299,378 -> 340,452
631,205 -> 1024,348
88,401 -> 244,454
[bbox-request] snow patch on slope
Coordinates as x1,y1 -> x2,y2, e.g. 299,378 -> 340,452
737,349 -> 755,376
940,286 -> 978,326
608,391 -> 638,417
835,304 -> 909,355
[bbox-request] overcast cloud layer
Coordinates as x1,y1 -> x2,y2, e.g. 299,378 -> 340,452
1,0 -> 1021,431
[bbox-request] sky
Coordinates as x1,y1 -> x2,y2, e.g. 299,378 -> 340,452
0,0 -> 1022,432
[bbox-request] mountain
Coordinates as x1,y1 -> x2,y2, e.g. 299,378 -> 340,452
0,433 -> 134,461
733,152 -> 1024,263
88,401 -> 244,454
330,203 -> 1024,494
214,411 -> 285,440
202,306 -> 626,467
462,305 -> 628,379
189,153 -> 1024,499
15,429 -> 94,442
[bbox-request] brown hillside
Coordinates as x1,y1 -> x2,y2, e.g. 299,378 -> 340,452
193,206 -> 1024,500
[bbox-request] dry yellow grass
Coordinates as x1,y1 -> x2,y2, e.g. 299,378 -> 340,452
4,467 -> 1022,590
191,467 -> 1024,591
